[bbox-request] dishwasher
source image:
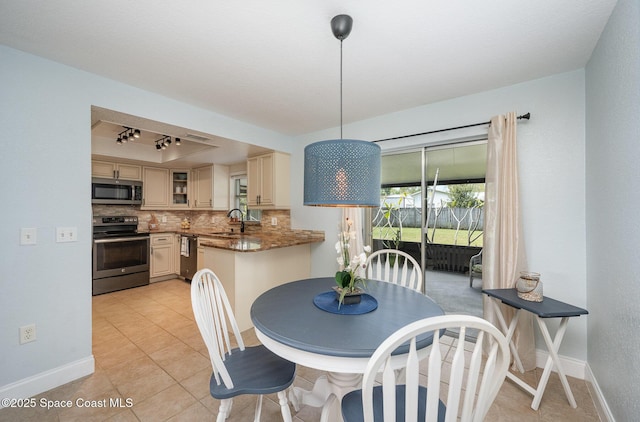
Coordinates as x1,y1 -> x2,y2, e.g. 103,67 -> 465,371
180,235 -> 198,281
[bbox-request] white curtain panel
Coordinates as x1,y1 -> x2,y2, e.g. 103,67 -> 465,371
483,112 -> 536,371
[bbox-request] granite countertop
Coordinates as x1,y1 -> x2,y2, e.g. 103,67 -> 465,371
147,228 -> 324,252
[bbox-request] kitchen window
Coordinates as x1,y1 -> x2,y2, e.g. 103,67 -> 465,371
232,175 -> 261,221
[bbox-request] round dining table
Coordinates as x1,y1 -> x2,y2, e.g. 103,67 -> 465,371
250,277 -> 444,421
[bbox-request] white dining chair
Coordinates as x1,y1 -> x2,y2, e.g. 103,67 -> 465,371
366,249 -> 423,292
191,268 -> 296,422
341,314 -> 510,422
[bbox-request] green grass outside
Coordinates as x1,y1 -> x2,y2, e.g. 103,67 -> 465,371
373,227 -> 483,247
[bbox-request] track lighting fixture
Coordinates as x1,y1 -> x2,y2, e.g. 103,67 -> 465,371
114,127 -> 181,150
115,127 -> 141,145
154,135 -> 179,151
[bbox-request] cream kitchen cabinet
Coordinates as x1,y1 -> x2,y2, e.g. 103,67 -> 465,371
192,164 -> 230,210
92,160 -> 142,180
150,233 -> 175,279
247,151 -> 290,208
142,166 -> 170,209
170,170 -> 191,208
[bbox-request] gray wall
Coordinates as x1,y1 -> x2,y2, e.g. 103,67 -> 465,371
585,0 -> 640,419
0,45 -> 292,395
293,69 -> 590,362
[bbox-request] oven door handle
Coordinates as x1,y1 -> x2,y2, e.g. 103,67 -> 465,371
93,236 -> 150,244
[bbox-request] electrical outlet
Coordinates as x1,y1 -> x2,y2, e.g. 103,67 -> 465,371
56,227 -> 78,243
20,324 -> 36,344
271,217 -> 278,226
161,215 -> 167,223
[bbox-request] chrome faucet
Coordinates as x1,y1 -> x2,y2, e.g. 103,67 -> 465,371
227,208 -> 245,233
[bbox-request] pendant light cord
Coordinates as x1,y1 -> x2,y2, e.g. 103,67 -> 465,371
340,39 -> 344,139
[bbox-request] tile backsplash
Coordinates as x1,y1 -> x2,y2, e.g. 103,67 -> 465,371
92,205 -> 290,233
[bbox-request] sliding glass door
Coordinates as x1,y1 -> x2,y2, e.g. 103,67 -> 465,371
371,140 -> 486,316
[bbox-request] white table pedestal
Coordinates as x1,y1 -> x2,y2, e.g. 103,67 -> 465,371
289,372 -> 362,422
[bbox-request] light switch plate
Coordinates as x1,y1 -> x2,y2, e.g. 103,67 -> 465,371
20,228 -> 37,245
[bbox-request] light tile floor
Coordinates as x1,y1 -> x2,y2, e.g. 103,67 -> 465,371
1,279 -> 601,421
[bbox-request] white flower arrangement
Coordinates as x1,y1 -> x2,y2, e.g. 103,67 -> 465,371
334,217 -> 371,305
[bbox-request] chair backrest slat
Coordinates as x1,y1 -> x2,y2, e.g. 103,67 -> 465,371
366,249 -> 423,292
461,331 -> 484,420
426,331 -> 442,421
191,268 -> 244,389
358,315 -> 509,422
445,326 -> 466,422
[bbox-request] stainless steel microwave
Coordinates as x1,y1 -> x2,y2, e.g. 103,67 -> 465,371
91,178 -> 143,205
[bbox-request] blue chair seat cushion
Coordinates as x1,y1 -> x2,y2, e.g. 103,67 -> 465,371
341,384 -> 446,422
209,345 -> 296,399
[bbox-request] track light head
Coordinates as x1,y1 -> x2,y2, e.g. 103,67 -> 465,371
175,137 -> 181,146
133,129 -> 141,139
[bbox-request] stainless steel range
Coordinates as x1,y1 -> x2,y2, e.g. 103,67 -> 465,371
92,216 -> 150,295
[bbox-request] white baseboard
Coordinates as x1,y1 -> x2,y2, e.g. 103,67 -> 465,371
0,355 -> 95,408
585,363 -> 615,422
535,349 -> 586,379
533,350 -> 614,422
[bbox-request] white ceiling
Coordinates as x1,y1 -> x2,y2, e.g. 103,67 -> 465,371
0,0 -> 615,170
1,1 -> 616,157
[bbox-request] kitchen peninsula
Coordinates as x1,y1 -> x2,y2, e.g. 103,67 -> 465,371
197,229 -> 324,331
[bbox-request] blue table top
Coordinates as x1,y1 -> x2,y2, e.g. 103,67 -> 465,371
482,288 -> 588,318
251,277 -> 445,358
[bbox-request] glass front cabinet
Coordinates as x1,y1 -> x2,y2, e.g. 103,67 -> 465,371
171,170 -> 190,208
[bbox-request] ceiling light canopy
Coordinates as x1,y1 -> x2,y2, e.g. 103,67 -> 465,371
303,14 -> 381,207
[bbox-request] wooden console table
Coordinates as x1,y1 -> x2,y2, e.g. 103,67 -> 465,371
482,288 -> 588,410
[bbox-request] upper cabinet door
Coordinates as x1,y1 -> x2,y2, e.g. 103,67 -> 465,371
246,152 -> 290,209
92,160 -> 142,180
170,170 -> 190,208
117,163 -> 142,180
193,164 -> 230,210
142,167 -> 170,209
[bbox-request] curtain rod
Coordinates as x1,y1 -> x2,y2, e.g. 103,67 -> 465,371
373,112 -> 531,143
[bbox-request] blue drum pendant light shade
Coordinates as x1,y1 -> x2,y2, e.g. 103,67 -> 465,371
303,14 -> 381,207
304,139 -> 381,207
